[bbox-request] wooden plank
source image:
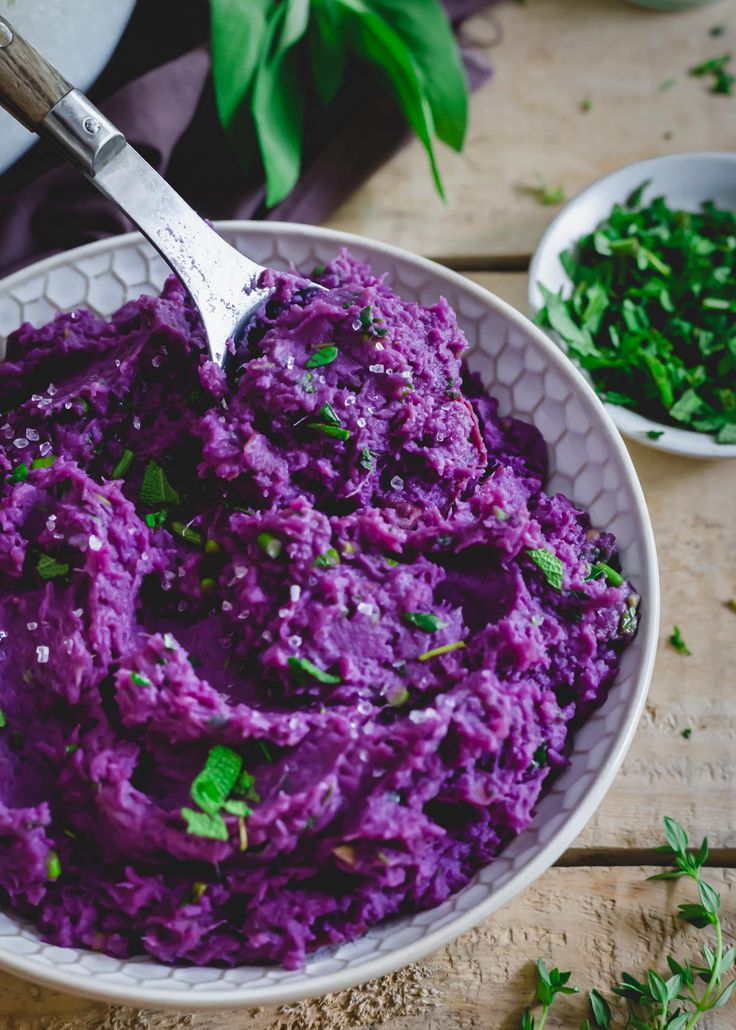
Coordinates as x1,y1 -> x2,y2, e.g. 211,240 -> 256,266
3,867 -> 733,1028
324,0 -> 736,263
469,271 -> 736,850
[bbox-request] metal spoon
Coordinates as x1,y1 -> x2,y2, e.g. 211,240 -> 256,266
0,16 -> 283,368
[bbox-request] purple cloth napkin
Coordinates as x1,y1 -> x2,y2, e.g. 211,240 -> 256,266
0,1 -> 493,277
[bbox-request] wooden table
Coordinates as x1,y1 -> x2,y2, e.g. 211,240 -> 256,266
5,1 -> 735,1026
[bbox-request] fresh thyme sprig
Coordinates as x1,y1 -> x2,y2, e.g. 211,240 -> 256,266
518,818 -> 735,1030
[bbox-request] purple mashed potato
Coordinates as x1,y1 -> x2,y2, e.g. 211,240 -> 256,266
0,251 -> 638,968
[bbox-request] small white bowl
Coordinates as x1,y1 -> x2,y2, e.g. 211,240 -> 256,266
0,224 -> 658,1009
529,152 -> 736,459
624,1 -> 720,10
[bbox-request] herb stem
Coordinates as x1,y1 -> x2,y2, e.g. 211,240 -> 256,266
536,1004 -> 550,1030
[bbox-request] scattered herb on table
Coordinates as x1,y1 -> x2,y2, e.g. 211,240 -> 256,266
210,0 -> 469,206
726,599 -> 736,613
580,97 -> 592,113
689,53 -> 735,95
681,727 -> 692,739
517,818 -> 735,1029
669,625 -> 692,656
536,190 -> 736,442
524,181 -> 566,206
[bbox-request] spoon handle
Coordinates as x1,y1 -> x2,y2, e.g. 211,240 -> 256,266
0,16 -> 71,130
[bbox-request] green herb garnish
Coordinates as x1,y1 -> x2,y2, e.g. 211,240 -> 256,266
526,182 -> 566,206
256,532 -> 282,559
9,463 -> 28,483
182,745 -> 253,844
359,447 -> 374,471
31,455 -> 57,469
305,345 -> 338,368
111,448 -> 134,479
257,740 -> 273,762
287,656 -> 341,684
536,192 -> 736,441
359,305 -> 373,330
532,743 -> 548,768
308,422 -> 351,440
646,430 -> 665,440
527,548 -> 564,592
140,460 -> 180,507
144,511 -> 167,529
130,672 -> 151,687
0,709 -> 6,729
313,548 -> 340,569
521,959 -> 579,1029
690,52 -> 735,94
580,97 -> 592,113
46,850 -> 62,881
402,611 -> 448,633
171,521 -> 203,547
318,402 -> 341,426
37,553 -> 70,580
588,561 -> 624,587
669,625 -> 692,655
417,640 -> 466,662
681,727 -> 693,740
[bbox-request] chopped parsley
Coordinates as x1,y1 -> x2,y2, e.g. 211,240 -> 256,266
536,192 -> 736,441
527,548 -> 564,592
681,727 -> 692,740
313,548 -> 340,569
37,553 -> 70,580
417,641 -> 466,662
111,448 -> 134,479
526,182 -> 566,206
402,612 -> 448,633
140,460 -> 180,507
669,625 -> 692,656
532,743 -> 548,768
256,532 -> 282,559
647,430 -> 665,440
305,345 -> 338,368
287,656 -> 341,684
144,511 -> 167,529
588,561 -> 624,587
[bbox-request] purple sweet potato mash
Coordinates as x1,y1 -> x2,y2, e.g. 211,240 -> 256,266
0,252 -> 638,968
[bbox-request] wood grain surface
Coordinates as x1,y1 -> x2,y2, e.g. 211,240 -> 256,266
0,16 -> 70,130
326,0 -> 736,264
3,0 -> 736,1025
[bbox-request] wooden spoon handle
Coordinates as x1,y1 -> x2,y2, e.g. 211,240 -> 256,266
0,16 -> 71,130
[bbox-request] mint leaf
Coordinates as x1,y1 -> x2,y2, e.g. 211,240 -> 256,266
190,745 -> 243,815
140,460 -> 180,507
527,548 -> 564,592
38,553 -> 70,580
181,808 -> 229,841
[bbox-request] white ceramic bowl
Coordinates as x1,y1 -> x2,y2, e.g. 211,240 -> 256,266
0,224 -> 659,1009
529,152 -> 736,459
624,1 -> 719,9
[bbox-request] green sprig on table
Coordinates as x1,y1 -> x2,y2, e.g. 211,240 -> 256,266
536,188 -> 736,443
209,0 -> 469,206
518,818 -> 735,1030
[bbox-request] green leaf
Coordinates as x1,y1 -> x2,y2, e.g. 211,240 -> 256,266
31,455 -> 57,469
520,1009 -> 535,1030
46,849 -> 62,881
663,816 -> 689,855
308,422 -> 351,440
677,902 -> 712,928
210,0 -> 271,129
368,0 -> 469,150
257,531 -> 283,559
0,710 -> 6,729
310,2 -> 347,105
9,463 -> 28,483
140,460 -> 180,507
181,807 -> 229,840
538,284 -> 597,355
279,0 -> 310,54
305,345 -> 339,368
37,553 -> 70,580
668,626 -> 691,656
626,180 -> 651,208
359,447 -> 374,471
647,970 -> 669,1005
190,745 -> 243,815
288,656 -> 342,684
698,879 -> 720,917
669,388 -> 702,424
252,2 -> 307,207
589,988 -> 611,1027
402,611 -> 448,633
222,798 -> 252,817
318,402 -> 341,426
714,978 -> 736,1007
667,1014 -> 689,1030
588,561 -> 624,587
717,422 -> 736,444
314,548 -> 341,568
527,548 -> 564,592
337,0 -> 445,198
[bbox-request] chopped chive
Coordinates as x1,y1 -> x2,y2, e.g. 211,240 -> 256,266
313,548 -> 340,569
402,612 -> 448,633
111,448 -> 134,479
318,402 -> 341,427
305,345 -> 339,369
31,455 -> 57,469
257,740 -> 273,762
131,672 -> 152,686
588,561 -> 624,587
46,850 -> 62,881
308,423 -> 351,440
359,305 -> 373,330
171,521 -> 203,547
257,532 -> 282,559
417,641 -> 466,662
287,656 -> 341,684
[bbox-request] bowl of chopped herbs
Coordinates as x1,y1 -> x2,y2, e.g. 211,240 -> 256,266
529,152 -> 736,457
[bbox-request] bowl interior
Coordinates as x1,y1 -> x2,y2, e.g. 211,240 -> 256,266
528,152 -> 736,459
0,224 -> 658,1008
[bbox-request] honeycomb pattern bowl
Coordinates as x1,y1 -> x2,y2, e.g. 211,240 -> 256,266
0,223 -> 659,1010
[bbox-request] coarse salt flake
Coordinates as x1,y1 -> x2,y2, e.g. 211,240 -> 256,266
88,535 -> 103,552
27,622 -> 38,631
13,438 -> 29,449
25,428 -> 39,441
289,584 -> 301,603
368,364 -> 385,374
36,645 -> 49,664
390,476 -> 404,491
357,602 -> 373,616
356,417 -> 367,428
39,441 -> 52,456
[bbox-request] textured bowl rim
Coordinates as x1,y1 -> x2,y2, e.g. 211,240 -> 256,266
527,151 -> 736,460
0,222 -> 660,1009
